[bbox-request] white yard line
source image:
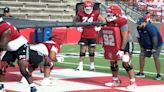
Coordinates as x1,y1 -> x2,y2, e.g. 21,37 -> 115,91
61,61 -> 164,76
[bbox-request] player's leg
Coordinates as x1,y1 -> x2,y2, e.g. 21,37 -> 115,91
105,60 -> 121,87
152,46 -> 162,80
41,55 -> 54,85
0,51 -> 16,75
16,44 -> 37,92
88,38 -> 96,71
122,41 -> 136,89
76,38 -> 88,71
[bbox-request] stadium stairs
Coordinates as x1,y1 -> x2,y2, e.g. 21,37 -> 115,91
0,0 -> 80,22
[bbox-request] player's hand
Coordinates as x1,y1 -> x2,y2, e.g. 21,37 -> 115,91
116,49 -> 124,58
95,26 -> 101,31
56,57 -> 64,63
77,27 -> 83,32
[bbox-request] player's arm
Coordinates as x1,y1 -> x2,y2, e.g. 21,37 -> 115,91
120,24 -> 129,50
0,29 -> 10,49
49,51 -> 57,61
97,14 -> 106,23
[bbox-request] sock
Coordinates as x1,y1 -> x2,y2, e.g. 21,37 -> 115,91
79,62 -> 83,67
113,77 -> 118,81
29,83 -> 35,87
130,78 -> 135,82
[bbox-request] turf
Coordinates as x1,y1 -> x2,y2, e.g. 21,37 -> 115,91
56,43 -> 164,81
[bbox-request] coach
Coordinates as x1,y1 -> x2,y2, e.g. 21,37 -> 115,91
135,17 -> 163,80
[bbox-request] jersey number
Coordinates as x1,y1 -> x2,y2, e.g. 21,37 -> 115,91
82,17 -> 93,22
103,33 -> 115,46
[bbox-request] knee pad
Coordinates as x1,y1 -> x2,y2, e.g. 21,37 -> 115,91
122,62 -> 133,72
89,52 -> 95,56
110,61 -> 118,71
80,52 -> 86,57
122,53 -> 130,62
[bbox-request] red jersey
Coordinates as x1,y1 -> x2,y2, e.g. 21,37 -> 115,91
106,16 -> 128,28
43,41 -> 60,53
77,10 -> 100,38
102,16 -> 128,60
0,21 -> 20,42
101,27 -> 121,60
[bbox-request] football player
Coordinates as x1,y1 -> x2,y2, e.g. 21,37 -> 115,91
0,36 -> 63,86
100,5 -> 136,89
74,0 -> 106,71
0,16 -> 37,92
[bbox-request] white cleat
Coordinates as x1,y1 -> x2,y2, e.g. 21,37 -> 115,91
126,82 -> 137,91
41,78 -> 51,86
89,66 -> 95,71
105,80 -> 121,87
20,77 -> 28,84
75,65 -> 83,71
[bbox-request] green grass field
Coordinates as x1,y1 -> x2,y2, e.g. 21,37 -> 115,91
55,43 -> 164,81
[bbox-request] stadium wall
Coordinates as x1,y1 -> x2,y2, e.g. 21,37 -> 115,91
19,27 -> 81,44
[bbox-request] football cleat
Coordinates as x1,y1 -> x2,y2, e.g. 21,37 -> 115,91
75,65 -> 83,71
126,81 -> 137,91
41,78 -> 51,86
0,84 -> 5,92
30,86 -> 37,92
105,79 -> 121,87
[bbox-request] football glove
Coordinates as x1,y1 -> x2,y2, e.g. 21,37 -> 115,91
77,27 -> 83,32
116,49 -> 124,58
95,26 -> 101,32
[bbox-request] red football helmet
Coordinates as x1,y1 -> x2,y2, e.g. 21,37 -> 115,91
106,5 -> 121,22
83,1 -> 94,15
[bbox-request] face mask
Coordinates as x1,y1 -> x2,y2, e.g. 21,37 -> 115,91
106,13 -> 117,22
84,7 -> 93,15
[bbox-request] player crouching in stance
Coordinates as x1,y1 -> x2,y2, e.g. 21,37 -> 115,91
27,36 -> 62,86
0,36 -> 62,87
100,5 -> 137,90
0,16 -> 38,92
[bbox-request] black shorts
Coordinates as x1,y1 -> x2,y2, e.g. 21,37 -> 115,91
140,46 -> 162,58
1,51 -> 17,64
124,41 -> 133,55
29,50 -> 44,66
78,38 -> 96,46
1,43 -> 30,64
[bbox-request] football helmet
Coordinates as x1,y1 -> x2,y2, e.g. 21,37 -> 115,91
83,1 -> 93,15
106,5 -> 121,22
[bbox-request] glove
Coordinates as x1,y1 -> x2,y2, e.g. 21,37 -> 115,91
116,49 -> 124,58
95,26 -> 101,32
77,27 -> 83,32
56,57 -> 64,63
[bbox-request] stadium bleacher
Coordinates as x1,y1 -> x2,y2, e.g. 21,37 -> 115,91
0,0 -> 77,21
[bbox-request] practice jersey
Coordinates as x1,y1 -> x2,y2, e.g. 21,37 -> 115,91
101,27 -> 121,60
106,16 -> 132,42
0,21 -> 28,51
77,10 -> 100,38
30,40 -> 60,56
